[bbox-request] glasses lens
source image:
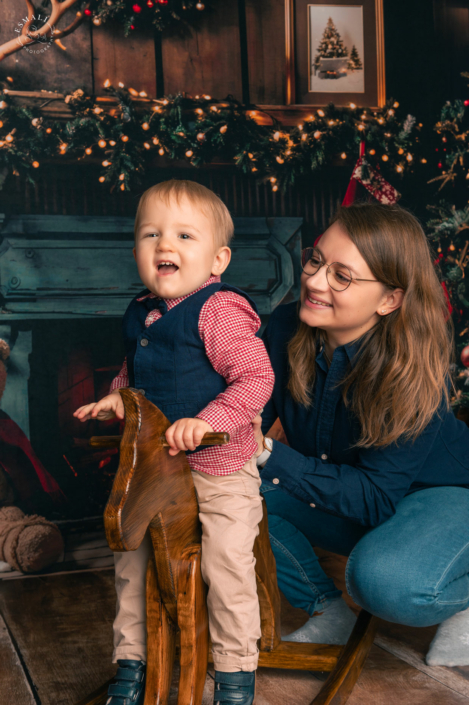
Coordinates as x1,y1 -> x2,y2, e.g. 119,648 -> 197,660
302,248 -> 322,274
328,263 -> 353,291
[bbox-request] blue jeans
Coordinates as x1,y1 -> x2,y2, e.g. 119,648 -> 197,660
261,483 -> 469,627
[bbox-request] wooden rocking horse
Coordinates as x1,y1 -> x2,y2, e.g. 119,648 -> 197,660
77,388 -> 376,705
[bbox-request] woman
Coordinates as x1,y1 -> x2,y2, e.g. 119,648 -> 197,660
254,202 -> 469,666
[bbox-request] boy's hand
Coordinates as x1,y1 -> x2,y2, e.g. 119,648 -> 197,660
165,418 -> 214,456
73,391 -> 125,422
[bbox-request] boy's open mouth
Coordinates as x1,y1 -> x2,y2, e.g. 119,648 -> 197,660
157,262 -> 179,275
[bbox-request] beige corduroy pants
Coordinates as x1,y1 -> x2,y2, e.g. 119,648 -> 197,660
112,457 -> 263,672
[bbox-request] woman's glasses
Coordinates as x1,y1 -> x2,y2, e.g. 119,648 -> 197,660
301,247 -> 379,292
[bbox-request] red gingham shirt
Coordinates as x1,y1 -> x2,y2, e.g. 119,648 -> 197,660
110,275 -> 275,475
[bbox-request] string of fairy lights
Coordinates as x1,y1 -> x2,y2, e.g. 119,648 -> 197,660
1,73 -> 469,402
0,81 -> 425,193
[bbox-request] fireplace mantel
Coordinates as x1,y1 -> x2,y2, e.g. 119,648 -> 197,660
0,214 -> 302,436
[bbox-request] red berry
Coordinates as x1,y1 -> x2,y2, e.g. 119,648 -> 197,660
438,162 -> 442,168
84,8 -> 92,15
130,24 -> 135,29
465,100 -> 469,106
133,4 -> 142,11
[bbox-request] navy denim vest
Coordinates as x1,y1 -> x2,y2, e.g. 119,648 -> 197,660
122,282 -> 258,452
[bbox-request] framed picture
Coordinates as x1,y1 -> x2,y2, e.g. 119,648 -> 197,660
285,0 -> 385,108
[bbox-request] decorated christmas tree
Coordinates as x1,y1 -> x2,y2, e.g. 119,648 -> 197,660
348,45 -> 363,71
426,73 -> 469,409
314,18 -> 348,72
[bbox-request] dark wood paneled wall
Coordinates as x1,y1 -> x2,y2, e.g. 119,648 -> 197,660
1,0 -> 468,112
0,0 -> 467,238
0,163 -> 351,247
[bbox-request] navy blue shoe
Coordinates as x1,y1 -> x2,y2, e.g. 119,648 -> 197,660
213,671 -> 255,705
106,660 -> 146,705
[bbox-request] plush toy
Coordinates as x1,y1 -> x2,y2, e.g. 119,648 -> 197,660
0,339 -> 65,573
0,506 -> 64,572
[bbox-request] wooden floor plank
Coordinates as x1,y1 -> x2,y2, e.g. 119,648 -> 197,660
0,572 -> 117,705
0,613 -> 36,705
63,546 -> 113,562
1,564 -> 468,705
375,634 -> 469,697
346,645 -> 469,705
315,548 -> 469,700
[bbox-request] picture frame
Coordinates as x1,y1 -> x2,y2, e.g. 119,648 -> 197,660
285,0 -> 385,108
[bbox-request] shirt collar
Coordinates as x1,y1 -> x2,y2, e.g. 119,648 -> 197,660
316,333 -> 363,371
136,274 -> 221,310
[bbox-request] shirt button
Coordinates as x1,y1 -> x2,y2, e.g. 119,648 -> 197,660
138,389 -> 146,396
321,454 -> 328,460
140,338 -> 149,347
272,478 -> 280,485
310,503 -> 316,508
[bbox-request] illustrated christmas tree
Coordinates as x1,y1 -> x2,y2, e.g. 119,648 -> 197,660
314,17 -> 349,73
348,45 -> 363,71
426,73 -> 469,409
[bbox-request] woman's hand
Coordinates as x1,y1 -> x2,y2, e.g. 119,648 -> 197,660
252,413 -> 264,457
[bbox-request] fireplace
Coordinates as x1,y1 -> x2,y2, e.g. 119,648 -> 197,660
0,214 -> 302,517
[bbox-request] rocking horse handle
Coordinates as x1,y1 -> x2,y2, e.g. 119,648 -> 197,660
89,432 -> 230,449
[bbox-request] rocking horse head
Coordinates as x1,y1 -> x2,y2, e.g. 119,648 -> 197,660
103,388 -> 202,552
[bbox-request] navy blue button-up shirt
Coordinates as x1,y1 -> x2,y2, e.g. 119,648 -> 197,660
260,301 -> 469,527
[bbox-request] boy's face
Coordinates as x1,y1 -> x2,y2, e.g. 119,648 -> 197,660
133,193 -> 231,299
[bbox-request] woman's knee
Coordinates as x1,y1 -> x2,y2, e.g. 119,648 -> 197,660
345,489 -> 469,626
345,540 -> 444,627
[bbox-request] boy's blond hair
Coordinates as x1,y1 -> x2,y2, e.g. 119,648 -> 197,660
134,179 -> 234,249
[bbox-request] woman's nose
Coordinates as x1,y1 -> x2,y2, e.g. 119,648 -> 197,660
305,264 -> 329,290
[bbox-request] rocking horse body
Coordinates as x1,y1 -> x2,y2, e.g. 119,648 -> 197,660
80,388 -> 376,705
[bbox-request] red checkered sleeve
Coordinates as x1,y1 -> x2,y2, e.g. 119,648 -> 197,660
110,358 -> 129,392
195,291 -> 275,432
108,280 -> 275,475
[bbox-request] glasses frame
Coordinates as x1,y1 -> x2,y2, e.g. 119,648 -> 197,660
301,247 -> 379,292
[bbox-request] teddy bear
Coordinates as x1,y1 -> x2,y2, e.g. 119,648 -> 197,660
0,339 -> 64,573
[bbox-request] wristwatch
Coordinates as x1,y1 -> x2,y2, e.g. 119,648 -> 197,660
256,436 -> 273,468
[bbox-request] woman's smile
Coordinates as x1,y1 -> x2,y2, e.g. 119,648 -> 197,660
304,293 -> 333,309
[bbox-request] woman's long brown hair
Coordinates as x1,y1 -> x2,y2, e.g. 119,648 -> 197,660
287,203 -> 453,448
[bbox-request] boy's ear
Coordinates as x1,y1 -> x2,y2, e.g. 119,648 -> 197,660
212,246 -> 231,276
132,246 -> 136,261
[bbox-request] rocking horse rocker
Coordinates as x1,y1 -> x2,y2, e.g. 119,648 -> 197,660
78,388 -> 376,705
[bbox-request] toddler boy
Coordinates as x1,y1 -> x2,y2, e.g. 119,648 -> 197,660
74,180 -> 274,705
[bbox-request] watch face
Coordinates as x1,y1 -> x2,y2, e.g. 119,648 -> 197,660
266,437 -> 273,451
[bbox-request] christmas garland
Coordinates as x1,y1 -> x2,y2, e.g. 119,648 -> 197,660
0,83 -> 422,193
90,0 -> 212,35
